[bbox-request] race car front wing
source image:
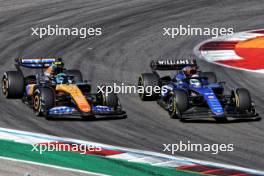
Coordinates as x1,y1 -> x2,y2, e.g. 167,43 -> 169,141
47,105 -> 126,118
180,106 -> 259,119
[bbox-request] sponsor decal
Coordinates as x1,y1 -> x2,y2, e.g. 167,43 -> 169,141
207,95 -> 214,99
157,59 -> 195,65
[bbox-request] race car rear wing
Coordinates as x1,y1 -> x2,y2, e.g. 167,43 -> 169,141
15,58 -> 59,68
150,59 -> 197,71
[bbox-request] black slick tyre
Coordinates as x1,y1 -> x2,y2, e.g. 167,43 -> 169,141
138,73 -> 159,100
2,71 -> 24,99
168,90 -> 188,119
33,87 -> 55,116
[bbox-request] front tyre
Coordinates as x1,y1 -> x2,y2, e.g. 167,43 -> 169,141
96,86 -> 119,109
232,88 -> 252,111
138,73 -> 160,100
103,92 -> 119,109
33,87 -> 55,116
168,90 -> 188,119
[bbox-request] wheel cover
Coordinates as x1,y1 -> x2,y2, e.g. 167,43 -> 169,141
34,95 -> 40,111
2,78 -> 8,97
168,97 -> 177,114
234,92 -> 240,108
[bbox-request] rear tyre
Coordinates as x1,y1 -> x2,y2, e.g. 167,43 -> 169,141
2,71 -> 24,99
33,87 -> 55,116
200,72 -> 217,83
64,70 -> 83,83
233,88 -> 252,111
138,73 -> 160,100
168,90 -> 188,119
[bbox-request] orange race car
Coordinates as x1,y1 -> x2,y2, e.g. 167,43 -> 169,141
2,58 -> 126,119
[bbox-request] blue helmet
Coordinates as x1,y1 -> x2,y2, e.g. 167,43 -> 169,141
189,75 -> 202,88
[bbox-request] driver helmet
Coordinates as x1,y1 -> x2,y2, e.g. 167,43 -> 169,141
189,74 -> 201,88
182,66 -> 197,77
51,58 -> 64,74
56,73 -> 68,84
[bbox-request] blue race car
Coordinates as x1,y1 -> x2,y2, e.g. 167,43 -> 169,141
138,59 -> 259,121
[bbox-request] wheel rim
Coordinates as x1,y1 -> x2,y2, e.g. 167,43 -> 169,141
2,77 -> 8,97
168,96 -> 181,119
168,97 -> 176,114
34,95 -> 40,111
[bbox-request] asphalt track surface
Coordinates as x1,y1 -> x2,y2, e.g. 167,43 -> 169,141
0,0 -> 263,172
